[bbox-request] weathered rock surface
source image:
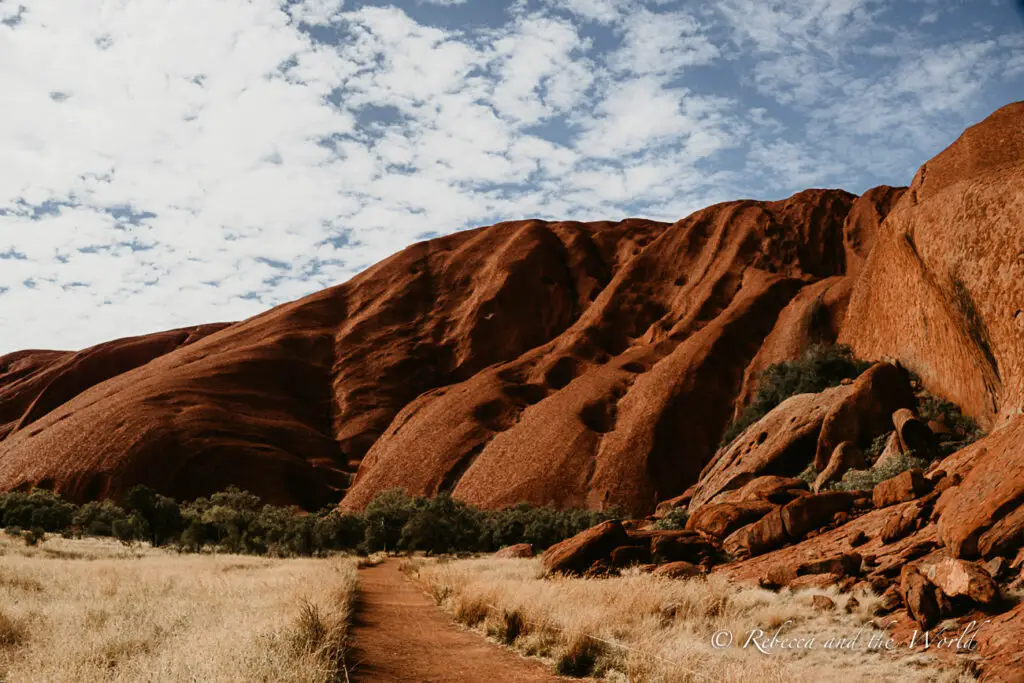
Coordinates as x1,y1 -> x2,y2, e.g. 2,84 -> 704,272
813,362 -> 916,471
652,561 -> 703,579
686,500 -> 776,538
814,441 -> 865,492
923,558 -> 999,604
494,543 -> 534,559
542,520 -> 629,575
899,564 -> 941,629
872,469 -> 931,509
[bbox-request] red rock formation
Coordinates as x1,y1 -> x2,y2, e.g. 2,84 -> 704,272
0,103 -> 1020,552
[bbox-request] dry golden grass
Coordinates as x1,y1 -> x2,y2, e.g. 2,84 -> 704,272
408,557 -> 981,683
0,532 -> 358,682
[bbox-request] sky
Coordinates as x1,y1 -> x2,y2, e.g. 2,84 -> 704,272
0,0 -> 1022,354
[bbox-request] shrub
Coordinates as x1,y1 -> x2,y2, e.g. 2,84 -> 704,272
554,634 -> 606,677
73,499 -> 130,537
652,507 -> 689,530
721,344 -> 870,447
916,393 -> 984,456
1,485 -> 615,558
362,488 -> 417,552
23,527 -> 45,546
796,464 -> 819,486
829,453 -> 930,492
399,494 -> 484,554
863,432 -> 892,463
0,489 -> 75,532
312,511 -> 365,552
123,485 -> 184,546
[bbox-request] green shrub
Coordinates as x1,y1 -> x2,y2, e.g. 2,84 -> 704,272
123,485 -> 184,546
652,507 -> 689,530
796,463 -> 819,486
362,488 -> 417,552
829,453 -> 930,492
916,393 -> 984,456
73,499 -> 130,537
0,485 -> 616,558
0,489 -> 75,532
399,494 -> 484,554
721,344 -> 870,447
23,527 -> 45,546
312,511 -> 365,552
863,432 -> 892,463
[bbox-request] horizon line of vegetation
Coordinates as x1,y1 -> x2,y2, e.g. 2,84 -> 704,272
0,485 -> 622,558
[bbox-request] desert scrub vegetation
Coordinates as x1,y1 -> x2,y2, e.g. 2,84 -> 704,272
0,533 -> 357,682
0,485 -> 615,558
721,344 -> 871,447
408,557 -> 979,683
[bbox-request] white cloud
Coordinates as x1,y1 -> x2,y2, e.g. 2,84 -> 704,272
0,0 -> 1020,353
609,8 -> 719,77
544,0 -> 626,24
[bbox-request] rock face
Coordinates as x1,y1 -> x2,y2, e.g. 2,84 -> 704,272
0,187 -> 885,514
0,104 -> 1021,556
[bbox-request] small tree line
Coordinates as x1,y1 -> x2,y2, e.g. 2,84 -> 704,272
0,485 -> 615,557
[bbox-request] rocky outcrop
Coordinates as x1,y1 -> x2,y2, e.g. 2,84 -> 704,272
872,470 -> 932,508
542,520 -> 630,575
494,543 -> 534,559
923,557 -> 998,604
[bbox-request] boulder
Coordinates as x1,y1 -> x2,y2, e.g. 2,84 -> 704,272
494,543 -> 534,559
873,431 -> 905,469
726,507 -> 786,558
685,500 -> 776,539
899,565 -> 940,630
814,441 -> 865,492
708,475 -> 810,506
972,601 -> 1024,682
878,585 -> 903,614
923,558 -> 999,604
542,520 -> 629,575
610,545 -> 650,568
649,531 -> 717,563
652,561 -> 703,579
984,556 -> 1008,580
812,595 -> 836,611
880,502 -> 926,544
654,487 -> 694,517
814,362 -> 916,472
780,491 -> 856,539
936,417 -> 1024,558
789,573 -> 842,590
724,492 -> 856,559
759,564 -> 799,589
872,469 -> 932,508
690,387 -> 854,511
892,409 -> 936,457
796,552 -> 862,577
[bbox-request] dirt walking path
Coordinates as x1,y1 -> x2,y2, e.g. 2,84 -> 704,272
348,560 -> 565,682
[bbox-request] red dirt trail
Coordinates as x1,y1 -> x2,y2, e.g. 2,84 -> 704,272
348,560 -> 565,682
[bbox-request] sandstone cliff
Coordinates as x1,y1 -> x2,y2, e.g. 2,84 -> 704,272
0,103 -> 1020,528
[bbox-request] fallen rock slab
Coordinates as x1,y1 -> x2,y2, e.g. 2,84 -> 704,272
542,520 -> 629,575
923,558 -> 999,604
652,561 -> 704,579
899,565 -> 940,629
686,500 -> 775,539
872,469 -> 932,508
494,543 -> 534,559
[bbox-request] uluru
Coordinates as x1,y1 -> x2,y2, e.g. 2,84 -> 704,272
1,101 -> 1022,526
